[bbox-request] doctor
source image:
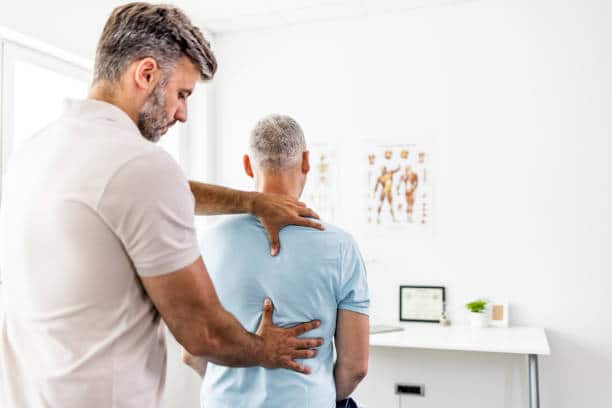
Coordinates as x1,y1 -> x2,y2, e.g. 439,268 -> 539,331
0,3 -> 323,408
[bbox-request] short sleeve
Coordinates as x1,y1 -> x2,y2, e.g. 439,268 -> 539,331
98,150 -> 200,277
337,236 -> 370,315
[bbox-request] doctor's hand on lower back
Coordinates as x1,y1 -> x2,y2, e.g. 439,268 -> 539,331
181,348 -> 207,378
256,298 -> 323,374
250,192 -> 324,256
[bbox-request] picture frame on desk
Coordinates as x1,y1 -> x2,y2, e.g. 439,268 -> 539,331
399,285 -> 445,323
489,301 -> 509,328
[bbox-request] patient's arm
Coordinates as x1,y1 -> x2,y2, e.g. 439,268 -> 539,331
334,310 -> 369,400
141,256 -> 323,373
188,181 -> 323,255
182,348 -> 208,378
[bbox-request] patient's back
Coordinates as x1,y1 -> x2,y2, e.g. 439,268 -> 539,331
200,214 -> 369,408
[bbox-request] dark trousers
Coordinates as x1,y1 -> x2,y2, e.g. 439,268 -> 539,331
336,398 -> 358,408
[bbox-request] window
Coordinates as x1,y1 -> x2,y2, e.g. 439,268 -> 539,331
1,42 -> 91,171
0,40 -> 91,293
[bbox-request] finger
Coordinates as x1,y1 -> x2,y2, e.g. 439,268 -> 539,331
291,349 -> 317,359
293,217 -> 325,231
286,360 -> 311,375
294,338 -> 324,349
181,349 -> 193,364
260,298 -> 274,326
297,206 -> 321,220
266,229 -> 281,256
289,320 -> 321,336
296,201 -> 307,208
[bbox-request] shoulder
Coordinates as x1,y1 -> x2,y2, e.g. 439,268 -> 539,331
326,224 -> 362,261
203,215 -> 260,240
199,215 -> 261,256
109,147 -> 185,186
308,220 -> 355,242
211,214 -> 258,230
318,222 -> 355,246
98,147 -> 189,212
284,220 -> 359,256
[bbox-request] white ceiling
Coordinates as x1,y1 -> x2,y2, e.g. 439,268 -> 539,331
188,0 -> 471,32
0,0 -> 472,59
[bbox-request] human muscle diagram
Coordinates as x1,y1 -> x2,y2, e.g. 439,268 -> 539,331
367,144 -> 431,226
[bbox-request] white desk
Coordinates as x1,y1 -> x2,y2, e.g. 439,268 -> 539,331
370,325 -> 550,407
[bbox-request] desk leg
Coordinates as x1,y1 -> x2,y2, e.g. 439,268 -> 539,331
528,354 -> 540,408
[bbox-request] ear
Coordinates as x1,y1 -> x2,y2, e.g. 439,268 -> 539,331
243,154 -> 254,178
301,151 -> 310,175
133,57 -> 160,91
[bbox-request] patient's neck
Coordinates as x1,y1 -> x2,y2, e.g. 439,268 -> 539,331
256,172 -> 303,200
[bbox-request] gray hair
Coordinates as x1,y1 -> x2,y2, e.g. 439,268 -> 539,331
249,114 -> 306,169
93,2 -> 217,83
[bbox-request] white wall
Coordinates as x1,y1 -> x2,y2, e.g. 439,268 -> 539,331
210,0 -> 612,406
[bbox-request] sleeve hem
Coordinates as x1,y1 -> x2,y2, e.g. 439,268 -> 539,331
135,246 -> 201,277
338,304 -> 370,316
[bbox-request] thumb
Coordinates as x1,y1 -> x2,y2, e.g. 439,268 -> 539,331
266,228 -> 281,256
256,298 -> 274,336
260,298 -> 274,326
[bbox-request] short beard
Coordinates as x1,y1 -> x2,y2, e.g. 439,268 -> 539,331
138,81 -> 169,143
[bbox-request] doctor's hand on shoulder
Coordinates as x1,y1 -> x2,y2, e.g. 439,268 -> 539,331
188,182 -> 323,256
250,192 -> 324,256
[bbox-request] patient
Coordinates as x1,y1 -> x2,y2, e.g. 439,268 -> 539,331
183,114 -> 369,407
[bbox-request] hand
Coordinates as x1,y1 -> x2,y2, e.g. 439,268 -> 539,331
256,298 -> 323,374
250,192 -> 324,256
181,348 -> 207,378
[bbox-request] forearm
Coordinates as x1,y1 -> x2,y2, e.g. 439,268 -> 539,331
182,305 -> 264,367
189,180 -> 256,216
334,363 -> 366,400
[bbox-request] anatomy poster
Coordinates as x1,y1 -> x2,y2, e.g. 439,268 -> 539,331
366,144 -> 431,226
303,145 -> 338,222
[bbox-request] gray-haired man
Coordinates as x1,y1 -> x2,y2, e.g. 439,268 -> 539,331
183,114 -> 370,407
0,4 -> 322,408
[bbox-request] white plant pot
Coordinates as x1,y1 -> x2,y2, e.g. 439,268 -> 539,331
469,312 -> 488,328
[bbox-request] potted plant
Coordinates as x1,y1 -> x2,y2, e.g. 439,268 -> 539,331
466,299 -> 489,328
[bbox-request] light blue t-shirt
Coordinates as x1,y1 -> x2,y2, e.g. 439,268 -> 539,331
199,214 -> 369,408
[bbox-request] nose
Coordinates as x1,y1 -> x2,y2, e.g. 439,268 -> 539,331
175,102 -> 188,123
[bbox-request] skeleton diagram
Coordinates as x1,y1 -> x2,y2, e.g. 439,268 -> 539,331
367,154 -> 376,223
374,165 -> 401,223
397,165 -> 419,222
305,150 -> 335,221
317,153 -> 329,185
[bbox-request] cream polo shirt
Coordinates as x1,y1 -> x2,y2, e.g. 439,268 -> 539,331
0,99 -> 200,408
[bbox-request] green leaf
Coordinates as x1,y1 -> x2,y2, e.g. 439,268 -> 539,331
465,299 -> 488,313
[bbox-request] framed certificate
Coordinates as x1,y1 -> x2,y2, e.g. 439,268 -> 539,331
399,286 -> 445,323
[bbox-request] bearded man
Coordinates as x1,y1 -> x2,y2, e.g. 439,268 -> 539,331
0,3 -> 323,407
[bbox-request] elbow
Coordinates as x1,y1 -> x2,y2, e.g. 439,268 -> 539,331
340,361 -> 368,383
182,340 -> 205,357
351,364 -> 368,382
178,309 -> 228,357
